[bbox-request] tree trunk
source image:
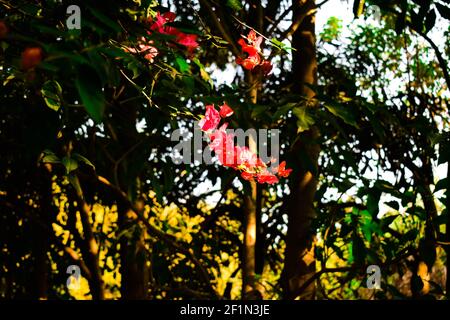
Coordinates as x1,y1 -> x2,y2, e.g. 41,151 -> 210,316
31,166 -> 54,299
447,166 -> 450,299
118,200 -> 149,299
281,0 -> 319,300
242,72 -> 262,299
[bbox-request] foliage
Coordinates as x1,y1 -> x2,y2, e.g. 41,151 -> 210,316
1,0 -> 450,300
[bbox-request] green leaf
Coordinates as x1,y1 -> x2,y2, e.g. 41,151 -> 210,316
226,0 -> 243,11
367,188 -> 381,217
324,101 -> 358,127
41,80 -> 62,112
270,38 -> 294,52
75,65 -> 106,123
292,106 -> 315,132
270,38 -> 284,48
61,157 -> 78,174
39,149 -> 61,164
273,103 -> 296,120
176,56 -> 190,73
72,153 -> 95,170
251,105 -> 269,118
68,174 -> 83,198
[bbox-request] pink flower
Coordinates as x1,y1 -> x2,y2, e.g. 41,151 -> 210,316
209,123 -> 230,150
235,146 -> 259,168
199,105 -> 221,132
209,124 -> 237,167
197,103 -> 288,185
219,102 -> 234,118
246,30 -> 263,52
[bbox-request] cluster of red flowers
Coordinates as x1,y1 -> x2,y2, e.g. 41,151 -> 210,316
149,12 -> 199,53
125,11 -> 199,62
199,103 -> 291,184
236,30 -> 272,76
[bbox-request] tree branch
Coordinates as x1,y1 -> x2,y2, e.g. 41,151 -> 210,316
198,0 -> 240,56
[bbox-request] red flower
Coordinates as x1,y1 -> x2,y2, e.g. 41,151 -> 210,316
149,12 -> 199,53
241,171 -> 254,181
236,29 -> 273,74
177,33 -> 199,52
21,47 -> 43,70
219,102 -> 234,118
236,37 -> 261,71
150,12 -> 177,34
0,20 -> 8,39
198,103 -> 289,185
273,161 -> 292,178
256,171 -> 279,184
199,104 -> 221,132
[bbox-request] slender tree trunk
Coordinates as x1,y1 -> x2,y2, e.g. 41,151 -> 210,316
243,178 -> 258,298
281,0 -> 319,300
77,197 -> 105,300
69,175 -> 105,300
242,72 -> 262,299
255,187 -> 265,276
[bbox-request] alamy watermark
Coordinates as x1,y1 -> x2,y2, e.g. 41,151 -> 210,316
66,265 -> 81,290
170,122 -> 281,169
366,264 -> 381,289
66,5 -> 81,30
